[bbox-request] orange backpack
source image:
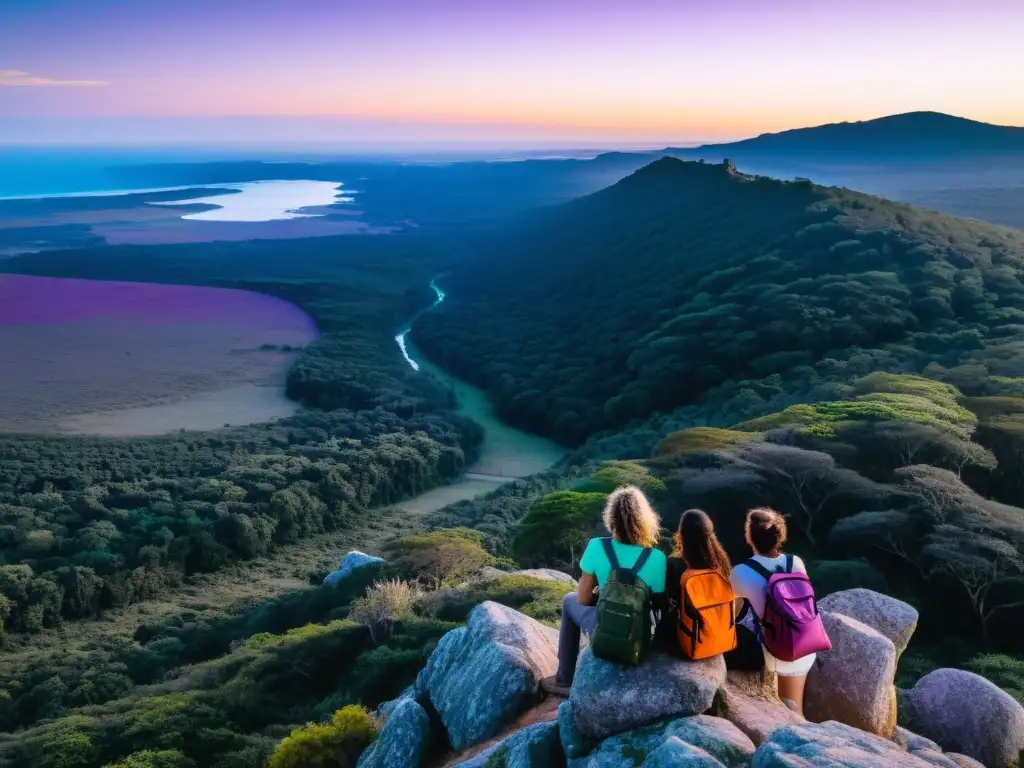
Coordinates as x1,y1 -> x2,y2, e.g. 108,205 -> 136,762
676,569 -> 738,660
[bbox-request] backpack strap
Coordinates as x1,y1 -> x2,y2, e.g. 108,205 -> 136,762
630,547 -> 653,576
784,554 -> 794,574
601,538 -> 621,571
741,558 -> 774,581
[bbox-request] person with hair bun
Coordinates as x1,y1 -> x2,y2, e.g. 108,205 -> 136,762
540,485 -> 667,697
731,507 -> 817,714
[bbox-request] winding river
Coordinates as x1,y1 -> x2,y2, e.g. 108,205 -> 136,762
395,279 -> 446,371
388,279 -> 565,514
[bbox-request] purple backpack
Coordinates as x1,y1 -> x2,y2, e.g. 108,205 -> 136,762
742,556 -> 831,662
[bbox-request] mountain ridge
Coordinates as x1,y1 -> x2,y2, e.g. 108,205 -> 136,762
665,110 -> 1024,159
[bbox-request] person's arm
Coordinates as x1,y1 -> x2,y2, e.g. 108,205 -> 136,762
577,571 -> 599,606
730,568 -> 747,613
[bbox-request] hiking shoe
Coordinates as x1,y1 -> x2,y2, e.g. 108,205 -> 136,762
540,675 -> 571,698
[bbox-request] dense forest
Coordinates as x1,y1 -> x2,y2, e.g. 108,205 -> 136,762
413,157 -> 1024,445
0,235 -> 482,641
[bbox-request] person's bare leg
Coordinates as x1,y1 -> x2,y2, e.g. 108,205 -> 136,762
777,673 -> 807,715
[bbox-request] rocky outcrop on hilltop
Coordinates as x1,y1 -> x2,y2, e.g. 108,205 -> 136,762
359,586 -> 1023,767
564,649 -> 725,743
414,601 -> 558,750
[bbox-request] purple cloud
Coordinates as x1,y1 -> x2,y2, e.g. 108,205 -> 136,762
0,69 -> 107,87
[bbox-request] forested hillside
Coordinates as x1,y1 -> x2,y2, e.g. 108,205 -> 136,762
412,157 -> 1024,445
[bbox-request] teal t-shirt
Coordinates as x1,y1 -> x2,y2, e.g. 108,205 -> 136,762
579,537 -> 667,593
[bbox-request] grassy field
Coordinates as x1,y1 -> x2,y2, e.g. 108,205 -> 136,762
0,274 -> 317,434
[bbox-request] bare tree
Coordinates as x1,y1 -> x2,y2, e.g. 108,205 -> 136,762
895,464 -> 973,522
922,525 -> 1024,645
350,579 -> 417,643
736,443 -> 887,551
828,509 -> 926,577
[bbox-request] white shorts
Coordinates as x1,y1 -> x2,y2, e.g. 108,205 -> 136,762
763,647 -> 816,677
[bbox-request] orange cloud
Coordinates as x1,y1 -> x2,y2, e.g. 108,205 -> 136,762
0,69 -> 108,87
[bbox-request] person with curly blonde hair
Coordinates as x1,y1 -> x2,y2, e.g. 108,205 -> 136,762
540,485 -> 667,697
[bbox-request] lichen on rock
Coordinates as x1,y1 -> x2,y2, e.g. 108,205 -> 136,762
568,649 -> 726,741
804,611 -> 897,737
899,667 -> 1024,768
818,588 -> 918,658
752,720 -> 953,767
449,720 -> 561,768
357,698 -> 432,768
415,601 -> 558,750
567,715 -> 754,768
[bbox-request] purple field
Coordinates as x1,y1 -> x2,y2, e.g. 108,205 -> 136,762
0,274 -> 319,435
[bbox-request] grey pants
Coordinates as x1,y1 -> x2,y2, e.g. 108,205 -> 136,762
556,592 -> 598,684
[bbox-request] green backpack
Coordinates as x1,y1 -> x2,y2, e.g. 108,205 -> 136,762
591,538 -> 655,666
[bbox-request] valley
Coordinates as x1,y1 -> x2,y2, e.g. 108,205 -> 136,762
3,144 -> 1024,768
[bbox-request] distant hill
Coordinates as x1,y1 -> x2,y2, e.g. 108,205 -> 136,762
412,156 -> 1024,444
668,111 -> 1024,161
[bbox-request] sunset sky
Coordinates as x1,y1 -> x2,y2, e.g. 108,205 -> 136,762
3,0 -> 1023,147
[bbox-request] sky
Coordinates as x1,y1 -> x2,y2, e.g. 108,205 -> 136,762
2,0 -> 1024,147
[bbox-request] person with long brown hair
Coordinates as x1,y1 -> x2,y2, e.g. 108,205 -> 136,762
660,509 -> 732,651
672,508 -> 731,579
539,485 -> 667,697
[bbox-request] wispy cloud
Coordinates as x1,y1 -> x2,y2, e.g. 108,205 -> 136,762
0,69 -> 108,87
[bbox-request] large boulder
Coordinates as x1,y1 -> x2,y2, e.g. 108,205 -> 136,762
900,667 -> 1024,768
717,683 -> 803,746
558,701 -> 596,761
639,738 -> 728,767
752,720 -> 956,767
478,566 -> 578,586
357,698 -> 432,768
804,611 -> 897,737
376,685 -> 415,719
415,602 -> 558,750
450,721 -> 561,768
568,715 -> 755,768
892,725 -> 942,753
947,755 -> 987,768
819,588 -> 919,658
568,649 -> 726,741
323,550 -> 384,585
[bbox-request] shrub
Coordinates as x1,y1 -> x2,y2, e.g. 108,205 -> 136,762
966,654 -> 1024,702
653,427 -> 762,457
348,580 -> 417,642
576,460 -> 665,493
269,705 -> 378,768
103,750 -> 196,768
511,491 -> 606,568
735,374 -> 977,441
423,575 -> 569,626
384,529 -> 494,588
